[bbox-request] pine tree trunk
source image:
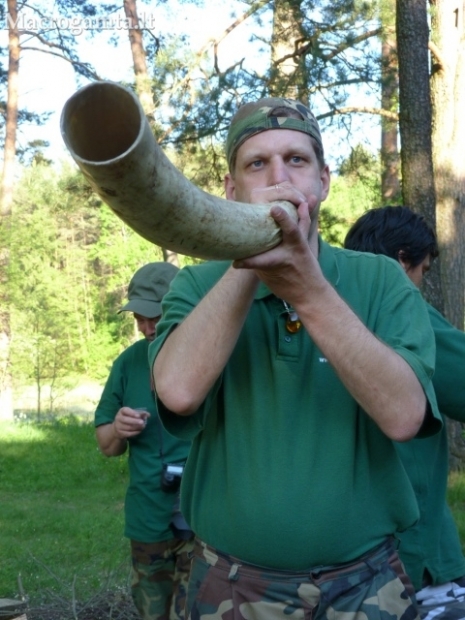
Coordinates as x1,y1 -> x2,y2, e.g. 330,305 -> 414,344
269,0 -> 307,102
123,0 -> 179,267
0,0 -> 20,420
430,0 -> 465,330
123,0 -> 154,121
380,2 -> 400,202
430,0 -> 465,469
2,0 -> 19,216
396,0 -> 443,312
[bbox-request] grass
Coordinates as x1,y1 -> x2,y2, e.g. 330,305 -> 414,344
0,418 -> 131,613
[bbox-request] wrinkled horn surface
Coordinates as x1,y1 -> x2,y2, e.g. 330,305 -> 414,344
60,81 -> 297,260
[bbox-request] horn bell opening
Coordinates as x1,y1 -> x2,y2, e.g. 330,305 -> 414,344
61,82 -> 142,163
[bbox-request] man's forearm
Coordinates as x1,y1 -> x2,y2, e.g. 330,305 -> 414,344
154,267 -> 259,416
96,423 -> 128,457
297,283 -> 427,441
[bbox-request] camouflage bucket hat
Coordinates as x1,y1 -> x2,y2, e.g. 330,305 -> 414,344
225,97 -> 323,171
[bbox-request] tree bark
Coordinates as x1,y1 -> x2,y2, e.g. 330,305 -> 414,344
430,0 -> 465,470
123,0 -> 179,267
430,0 -> 465,330
123,0 -> 154,121
396,0 -> 443,313
269,0 -> 307,102
0,0 -> 20,420
380,2 -> 401,202
1,0 -> 19,217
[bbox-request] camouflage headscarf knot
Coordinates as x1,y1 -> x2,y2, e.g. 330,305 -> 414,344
225,97 -> 323,171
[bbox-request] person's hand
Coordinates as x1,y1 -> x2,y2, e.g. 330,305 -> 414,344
112,407 -> 150,440
233,190 -> 326,309
249,181 -> 308,211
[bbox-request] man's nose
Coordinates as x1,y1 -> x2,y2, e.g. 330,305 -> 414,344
139,320 -> 150,334
268,158 -> 290,186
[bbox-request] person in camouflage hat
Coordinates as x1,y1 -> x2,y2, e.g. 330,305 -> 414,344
225,97 -> 324,172
150,98 -> 441,619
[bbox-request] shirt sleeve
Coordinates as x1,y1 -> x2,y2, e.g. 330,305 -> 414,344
365,266 -> 441,438
148,263 -> 227,441
428,303 -> 465,422
94,356 -> 124,427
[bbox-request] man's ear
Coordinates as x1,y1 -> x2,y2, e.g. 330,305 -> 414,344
397,250 -> 409,273
320,165 -> 331,201
224,173 -> 236,200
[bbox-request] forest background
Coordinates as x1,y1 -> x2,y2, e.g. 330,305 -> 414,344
1,0 -> 465,458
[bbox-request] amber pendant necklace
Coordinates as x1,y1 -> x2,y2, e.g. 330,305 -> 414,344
282,299 -> 302,333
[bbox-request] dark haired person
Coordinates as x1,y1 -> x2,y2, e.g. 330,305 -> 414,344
344,205 -> 439,286
94,263 -> 193,620
150,99 -> 441,619
345,205 -> 465,620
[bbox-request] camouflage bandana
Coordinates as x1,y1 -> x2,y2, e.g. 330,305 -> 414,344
225,97 -> 323,171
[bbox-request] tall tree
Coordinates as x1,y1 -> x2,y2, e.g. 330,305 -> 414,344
430,0 -> 465,331
269,0 -> 307,101
430,0 -> 465,468
6,163 -> 165,412
123,0 -> 155,123
396,0 -> 441,306
122,0 -> 180,267
0,0 -> 100,417
145,0 -> 384,156
397,0 -> 465,469
380,0 -> 401,201
1,0 -> 20,217
0,0 -> 20,420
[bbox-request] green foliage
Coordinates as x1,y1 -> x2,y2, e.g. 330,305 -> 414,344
167,139 -> 228,198
0,419 -> 129,602
2,129 -> 382,414
144,0 -> 383,154
320,145 -> 382,246
2,141 -> 383,415
2,162 -> 164,410
338,143 -> 382,182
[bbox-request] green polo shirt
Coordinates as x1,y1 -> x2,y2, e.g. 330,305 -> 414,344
94,338 -> 191,543
149,240 -> 440,569
396,303 -> 465,590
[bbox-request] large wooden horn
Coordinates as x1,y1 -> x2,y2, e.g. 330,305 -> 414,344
60,81 -> 297,261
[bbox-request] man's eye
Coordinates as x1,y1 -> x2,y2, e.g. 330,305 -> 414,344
251,160 -> 263,168
291,156 -> 303,163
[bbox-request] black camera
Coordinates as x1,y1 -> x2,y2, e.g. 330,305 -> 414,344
161,463 -> 184,493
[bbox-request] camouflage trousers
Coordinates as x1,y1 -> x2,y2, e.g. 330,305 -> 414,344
416,580 -> 465,620
131,537 -> 195,620
186,537 -> 420,620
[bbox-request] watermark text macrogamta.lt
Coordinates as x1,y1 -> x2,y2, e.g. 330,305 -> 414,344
4,12 -> 156,35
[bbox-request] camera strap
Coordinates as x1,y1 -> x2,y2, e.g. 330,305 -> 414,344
155,410 -> 193,536
155,411 -> 166,464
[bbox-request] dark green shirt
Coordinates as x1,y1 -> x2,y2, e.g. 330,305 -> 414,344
150,241 -> 441,569
95,338 -> 191,542
396,303 -> 465,589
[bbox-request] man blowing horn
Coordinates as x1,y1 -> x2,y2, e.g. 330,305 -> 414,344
149,98 -> 441,619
